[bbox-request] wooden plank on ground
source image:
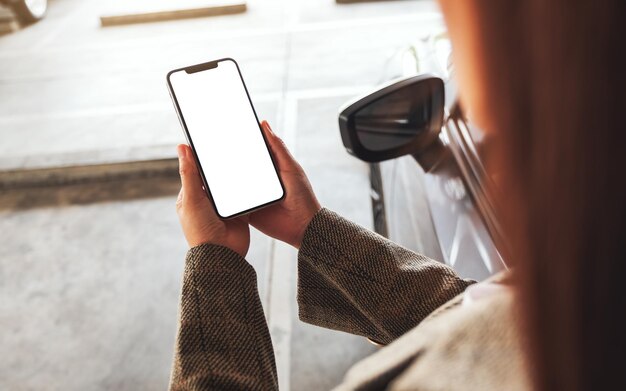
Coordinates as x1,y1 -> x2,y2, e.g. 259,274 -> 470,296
336,0 -> 405,3
100,1 -> 246,27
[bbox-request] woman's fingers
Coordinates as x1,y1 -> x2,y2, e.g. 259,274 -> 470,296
177,144 -> 206,205
261,120 -> 300,173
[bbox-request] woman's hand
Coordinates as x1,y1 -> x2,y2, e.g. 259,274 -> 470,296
249,121 -> 321,248
176,144 -> 250,257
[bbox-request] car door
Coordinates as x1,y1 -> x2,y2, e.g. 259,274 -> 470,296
339,33 -> 506,281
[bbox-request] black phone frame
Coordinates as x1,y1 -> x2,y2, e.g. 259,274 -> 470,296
166,57 -> 286,220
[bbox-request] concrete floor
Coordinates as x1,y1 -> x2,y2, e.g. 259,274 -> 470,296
0,0 -> 443,170
0,0 -> 445,389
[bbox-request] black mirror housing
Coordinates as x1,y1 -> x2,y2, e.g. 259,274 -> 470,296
339,74 -> 444,164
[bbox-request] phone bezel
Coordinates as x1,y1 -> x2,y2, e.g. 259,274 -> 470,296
166,57 -> 286,220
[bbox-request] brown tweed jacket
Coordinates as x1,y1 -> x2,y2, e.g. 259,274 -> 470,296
169,208 -> 528,390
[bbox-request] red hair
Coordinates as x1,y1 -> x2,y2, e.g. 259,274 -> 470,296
462,0 -> 626,389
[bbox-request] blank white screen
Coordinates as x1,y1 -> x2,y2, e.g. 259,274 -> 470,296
169,59 -> 283,218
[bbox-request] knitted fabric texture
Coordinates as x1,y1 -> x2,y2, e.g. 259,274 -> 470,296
169,244 -> 277,390
168,208 -> 527,391
297,208 -> 475,345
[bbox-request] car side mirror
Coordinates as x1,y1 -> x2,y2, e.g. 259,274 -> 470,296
338,74 -> 446,171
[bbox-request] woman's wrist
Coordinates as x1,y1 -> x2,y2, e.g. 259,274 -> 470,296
293,206 -> 322,249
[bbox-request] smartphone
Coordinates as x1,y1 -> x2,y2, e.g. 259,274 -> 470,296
167,58 -> 285,219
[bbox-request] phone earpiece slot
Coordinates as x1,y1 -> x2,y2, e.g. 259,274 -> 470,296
185,61 -> 218,74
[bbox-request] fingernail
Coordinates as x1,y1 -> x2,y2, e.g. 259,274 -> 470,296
177,145 -> 186,160
263,121 -> 274,135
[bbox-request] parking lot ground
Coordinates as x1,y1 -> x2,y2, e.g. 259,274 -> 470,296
0,0 -> 444,390
0,0 -> 442,172
0,92 -> 380,391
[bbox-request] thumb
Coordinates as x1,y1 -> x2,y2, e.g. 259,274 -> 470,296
177,144 -> 206,204
261,120 -> 300,173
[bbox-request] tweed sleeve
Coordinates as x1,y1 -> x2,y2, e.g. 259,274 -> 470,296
297,208 -> 475,345
169,244 -> 278,391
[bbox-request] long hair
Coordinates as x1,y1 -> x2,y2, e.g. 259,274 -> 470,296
460,0 -> 626,389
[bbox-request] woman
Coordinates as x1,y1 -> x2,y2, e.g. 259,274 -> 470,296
169,0 -> 626,389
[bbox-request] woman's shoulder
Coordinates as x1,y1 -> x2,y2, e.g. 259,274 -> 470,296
336,285 -> 529,391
